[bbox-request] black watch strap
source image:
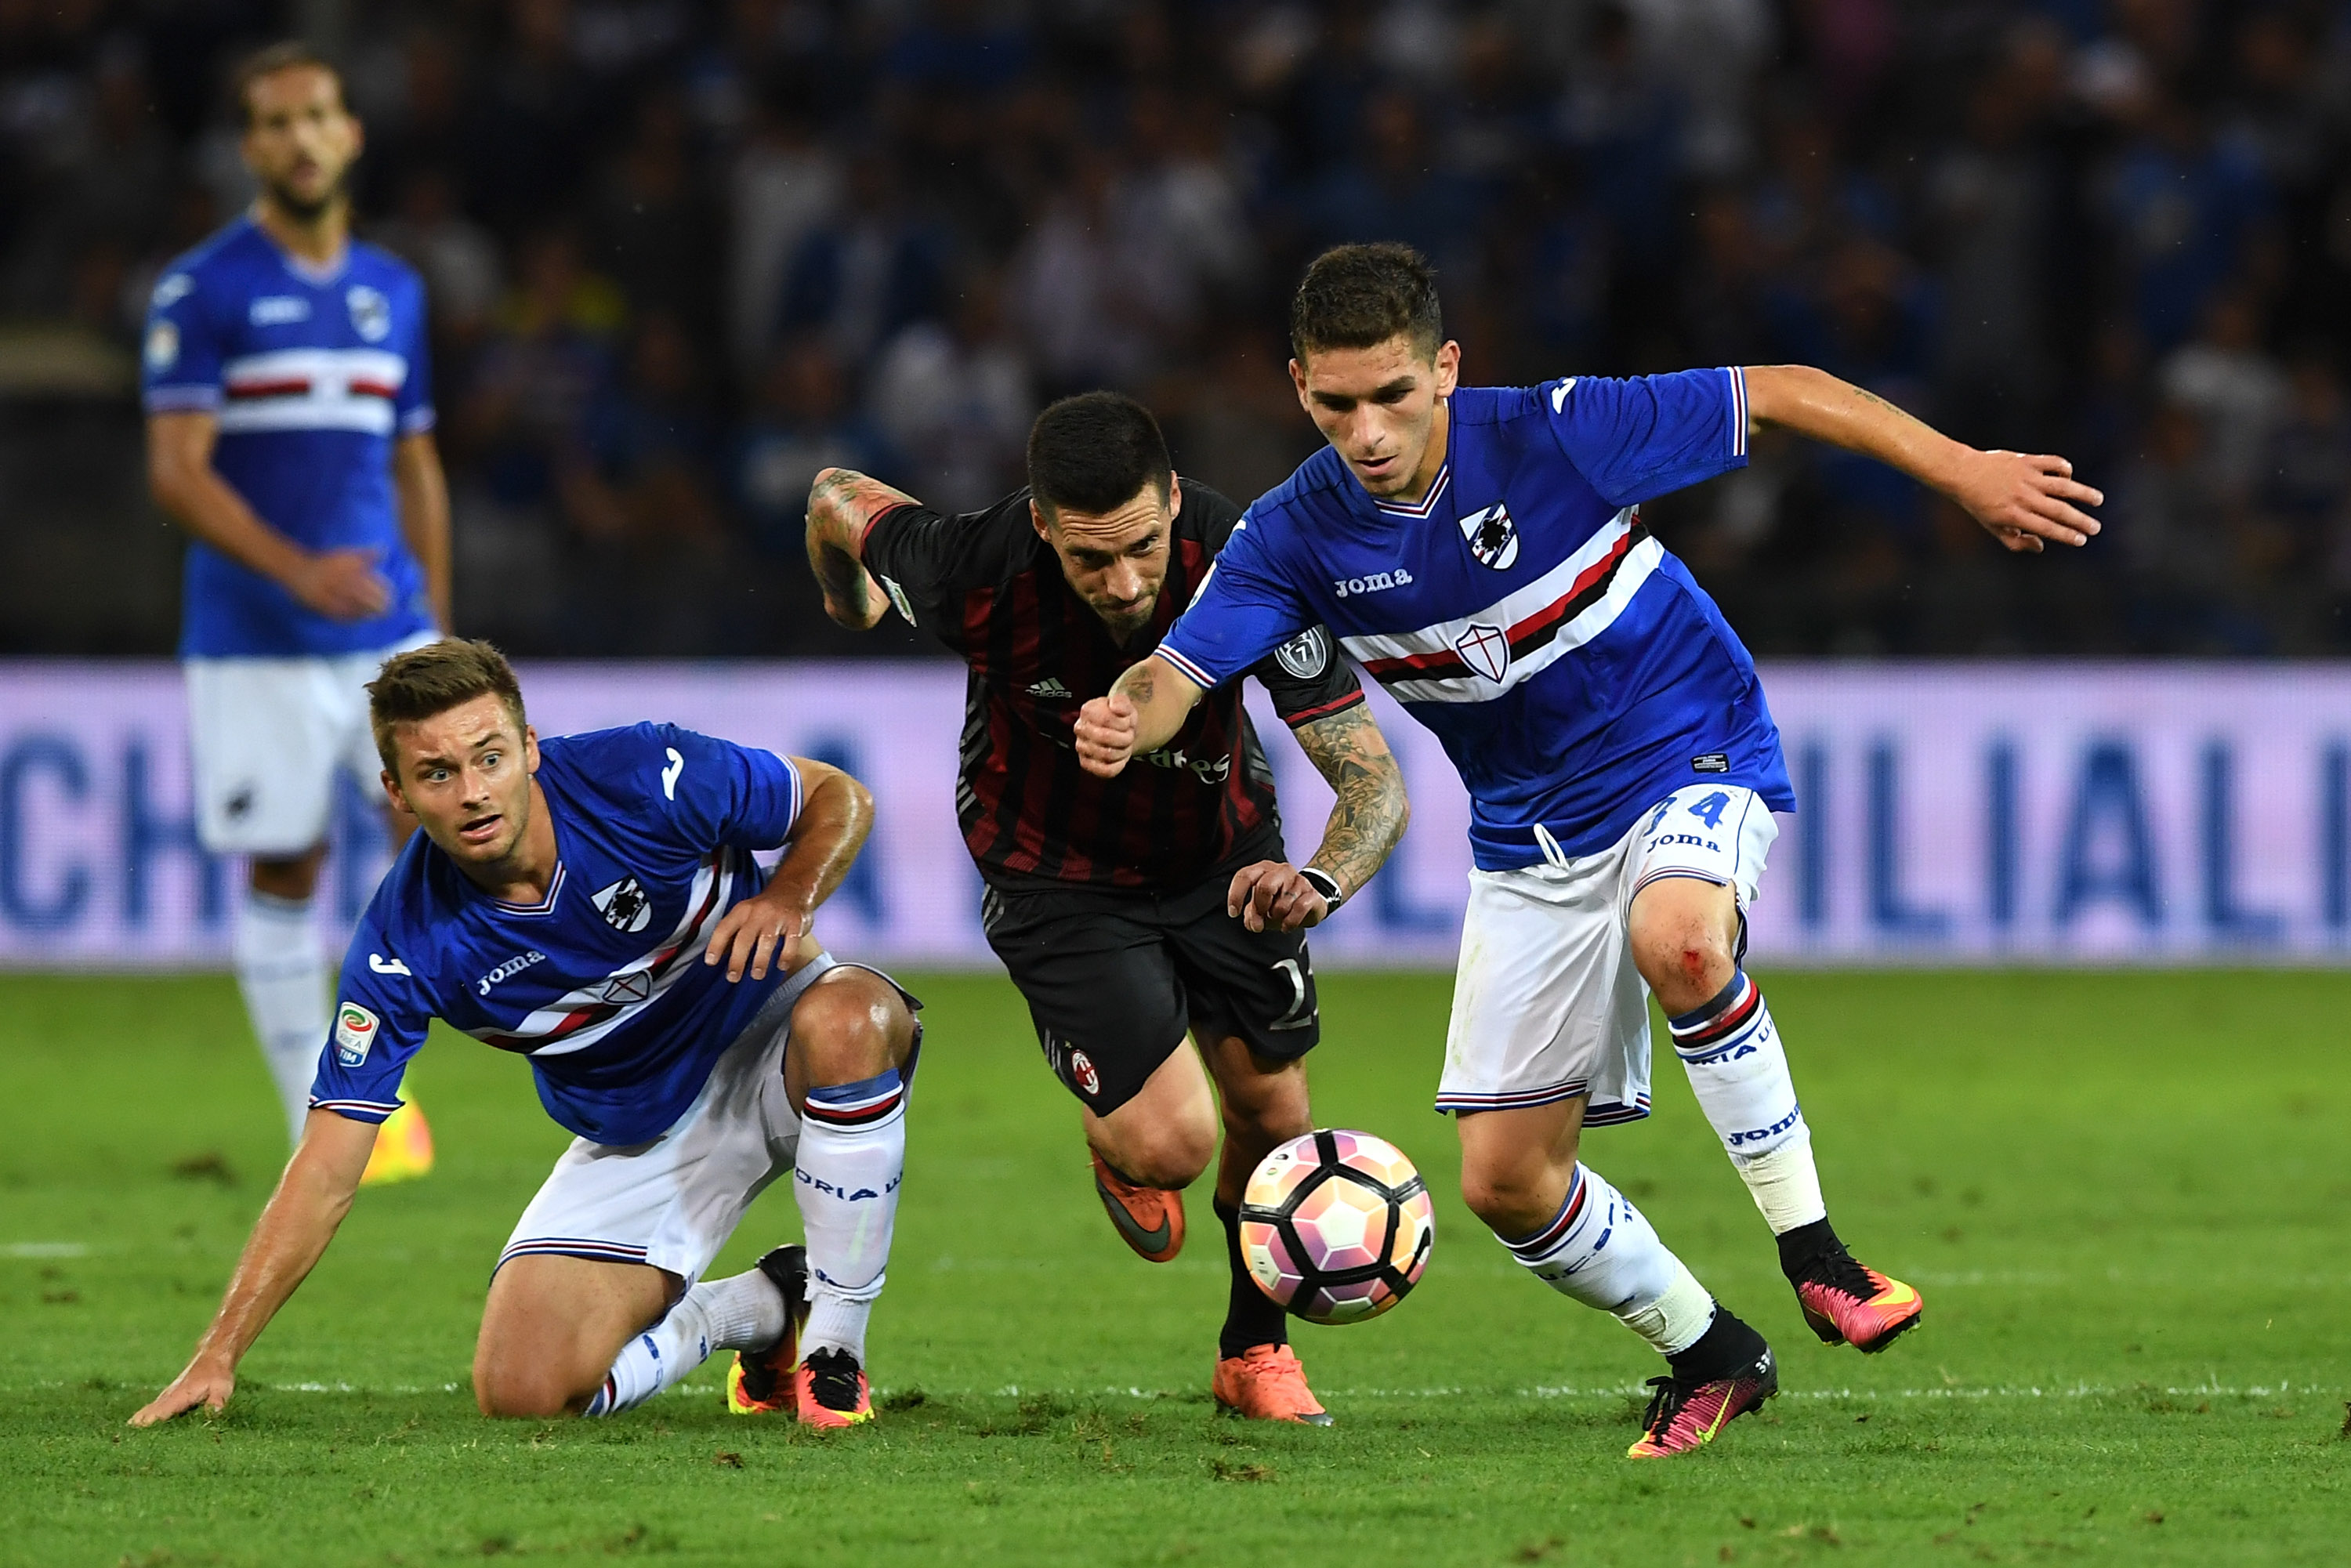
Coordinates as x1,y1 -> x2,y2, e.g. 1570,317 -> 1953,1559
1299,866 -> 1343,909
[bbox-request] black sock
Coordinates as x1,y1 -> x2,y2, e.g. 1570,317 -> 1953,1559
1774,1217 -> 1844,1282
1215,1197 -> 1288,1360
1667,1305 -> 1769,1385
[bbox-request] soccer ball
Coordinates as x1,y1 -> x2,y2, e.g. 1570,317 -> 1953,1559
1239,1128 -> 1435,1325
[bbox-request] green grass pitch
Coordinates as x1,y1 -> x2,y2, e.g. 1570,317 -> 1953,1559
3,969 -> 2346,1565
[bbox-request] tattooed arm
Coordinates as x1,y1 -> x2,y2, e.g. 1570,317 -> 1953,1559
804,466 -> 922,628
1226,701 -> 1411,933
1741,365 -> 2103,554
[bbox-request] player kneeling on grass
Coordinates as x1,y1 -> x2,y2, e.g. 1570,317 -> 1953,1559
131,639 -> 918,1432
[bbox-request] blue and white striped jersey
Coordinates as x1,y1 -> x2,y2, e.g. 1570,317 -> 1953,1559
1157,371 -> 1794,871
141,215 -> 437,657
310,724 -> 806,1146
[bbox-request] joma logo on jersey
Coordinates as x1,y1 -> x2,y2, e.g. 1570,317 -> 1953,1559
477,950 -> 547,995
249,295 -> 310,325
592,875 -> 654,933
1333,567 -> 1413,598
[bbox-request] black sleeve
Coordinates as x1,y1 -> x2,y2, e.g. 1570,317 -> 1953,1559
1248,623 -> 1367,730
858,491 -> 1032,641
1177,479 -> 1367,728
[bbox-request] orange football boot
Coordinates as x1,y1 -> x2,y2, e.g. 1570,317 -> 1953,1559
725,1246 -> 810,1415
1794,1253 -> 1924,1354
1625,1352 -> 1778,1458
792,1348 -> 873,1429
1212,1344 -> 1332,1426
1091,1151 -> 1184,1262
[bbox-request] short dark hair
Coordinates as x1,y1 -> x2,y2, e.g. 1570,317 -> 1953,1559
368,639 -> 527,778
1290,243 -> 1443,363
234,41 -> 345,129
1026,391 -> 1172,519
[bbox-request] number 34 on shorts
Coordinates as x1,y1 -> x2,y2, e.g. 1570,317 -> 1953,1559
1629,784 -> 1777,904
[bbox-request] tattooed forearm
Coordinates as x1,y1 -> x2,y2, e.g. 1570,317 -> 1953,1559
803,467 -> 920,630
1293,702 -> 1410,900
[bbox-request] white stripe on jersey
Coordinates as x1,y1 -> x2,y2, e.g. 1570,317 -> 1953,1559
469,849 -> 739,1059
216,347 -> 409,438
1339,509 -> 1662,705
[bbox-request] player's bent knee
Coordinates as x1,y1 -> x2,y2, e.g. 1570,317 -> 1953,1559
791,969 -> 914,1089
1457,1148 -> 1574,1234
1097,1098 -> 1217,1189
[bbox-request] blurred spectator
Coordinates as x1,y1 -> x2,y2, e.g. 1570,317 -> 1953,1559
4,0 -> 2350,657
734,337 -> 896,556
868,271 -> 1034,511
373,168 -> 502,345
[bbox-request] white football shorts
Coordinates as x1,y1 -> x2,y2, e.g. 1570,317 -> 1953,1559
1436,784 -> 1778,1123
183,630 -> 440,856
495,955 -> 893,1287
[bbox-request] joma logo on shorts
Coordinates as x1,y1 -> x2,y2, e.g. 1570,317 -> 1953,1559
1648,833 -> 1720,852
1332,568 -> 1413,598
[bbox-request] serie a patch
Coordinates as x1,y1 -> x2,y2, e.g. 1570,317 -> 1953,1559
334,1003 -> 379,1067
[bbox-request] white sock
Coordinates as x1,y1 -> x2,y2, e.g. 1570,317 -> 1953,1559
1666,969 -> 1828,1235
234,889 -> 327,1146
1499,1163 -> 1717,1357
581,1269 -> 787,1417
793,1068 -> 908,1366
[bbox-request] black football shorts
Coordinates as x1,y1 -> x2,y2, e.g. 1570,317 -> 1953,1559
980,867 -> 1321,1117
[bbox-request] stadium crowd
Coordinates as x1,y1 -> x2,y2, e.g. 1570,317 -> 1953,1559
5,0 -> 2351,655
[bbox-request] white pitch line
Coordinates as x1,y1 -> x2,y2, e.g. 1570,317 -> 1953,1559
3,1242 -> 89,1258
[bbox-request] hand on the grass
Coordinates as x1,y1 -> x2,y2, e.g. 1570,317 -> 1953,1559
1946,449 -> 2103,554
1228,860 -> 1331,932
704,885 -> 810,981
130,1359 -> 234,1426
1074,693 -> 1138,778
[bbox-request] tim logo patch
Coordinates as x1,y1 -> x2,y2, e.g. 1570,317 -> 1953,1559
592,875 -> 654,934
333,1003 -> 379,1067
1458,502 -> 1520,570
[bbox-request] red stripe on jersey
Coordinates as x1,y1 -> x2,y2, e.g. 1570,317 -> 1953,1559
347,378 -> 397,400
1358,524 -> 1643,681
1281,690 -> 1367,728
225,378 -> 311,399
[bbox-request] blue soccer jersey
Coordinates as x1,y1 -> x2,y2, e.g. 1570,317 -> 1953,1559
309,724 -> 806,1146
140,215 -> 437,657
1157,370 -> 1794,871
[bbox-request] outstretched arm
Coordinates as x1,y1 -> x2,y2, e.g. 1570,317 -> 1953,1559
702,756 -> 875,982
804,467 -> 922,628
1741,365 -> 2103,553
1228,701 -> 1411,932
1074,653 -> 1204,778
130,1110 -> 379,1425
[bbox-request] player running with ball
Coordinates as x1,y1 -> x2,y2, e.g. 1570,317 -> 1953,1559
133,641 -> 919,1430
806,393 -> 1408,1424
1077,245 -> 2104,1458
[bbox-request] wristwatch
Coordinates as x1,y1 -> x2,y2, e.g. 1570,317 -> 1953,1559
1298,866 -> 1344,910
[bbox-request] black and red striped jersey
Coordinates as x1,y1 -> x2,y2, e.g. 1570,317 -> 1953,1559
860,480 -> 1364,892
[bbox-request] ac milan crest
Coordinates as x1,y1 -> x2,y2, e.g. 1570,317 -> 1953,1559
592,875 -> 654,933
1453,622 -> 1511,683
1458,502 -> 1520,570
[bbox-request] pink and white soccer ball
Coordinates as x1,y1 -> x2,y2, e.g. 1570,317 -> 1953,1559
1239,1128 -> 1435,1325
